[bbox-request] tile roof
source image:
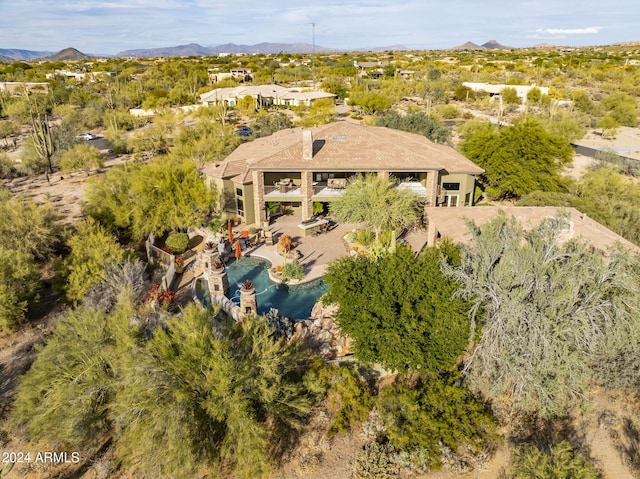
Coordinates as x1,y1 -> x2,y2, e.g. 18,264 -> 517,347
425,206 -> 640,254
201,121 -> 484,183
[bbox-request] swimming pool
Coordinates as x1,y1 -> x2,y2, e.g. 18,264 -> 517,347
195,256 -> 328,319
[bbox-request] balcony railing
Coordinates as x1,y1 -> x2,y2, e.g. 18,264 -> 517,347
264,185 -> 301,196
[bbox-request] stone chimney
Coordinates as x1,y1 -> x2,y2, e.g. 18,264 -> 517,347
302,130 -> 313,160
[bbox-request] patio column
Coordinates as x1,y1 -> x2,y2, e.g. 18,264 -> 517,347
300,170 -> 313,220
425,170 -> 439,207
377,171 -> 389,180
252,170 -> 265,225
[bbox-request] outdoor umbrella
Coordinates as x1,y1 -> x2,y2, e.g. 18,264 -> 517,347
228,219 -> 234,242
235,240 -> 242,260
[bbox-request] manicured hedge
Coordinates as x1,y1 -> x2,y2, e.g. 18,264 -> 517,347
165,233 -> 189,254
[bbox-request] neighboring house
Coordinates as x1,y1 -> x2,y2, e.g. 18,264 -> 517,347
462,82 -> 549,101
201,121 -> 484,225
353,60 -> 391,79
208,68 -> 253,83
199,84 -> 336,108
423,206 -> 640,254
45,70 -> 116,81
0,81 -> 49,95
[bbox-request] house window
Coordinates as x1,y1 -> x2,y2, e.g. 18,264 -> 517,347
446,195 -> 459,207
236,199 -> 244,217
443,182 -> 460,191
214,284 -> 219,292
465,193 -> 471,206
236,188 -> 243,197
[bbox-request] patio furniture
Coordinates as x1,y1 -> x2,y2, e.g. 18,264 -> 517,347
298,218 -> 329,236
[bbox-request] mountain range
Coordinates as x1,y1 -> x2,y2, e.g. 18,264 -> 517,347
450,40 -> 513,50
0,39 -> 546,61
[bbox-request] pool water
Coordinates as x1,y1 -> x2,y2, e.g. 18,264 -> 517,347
196,256 -> 328,319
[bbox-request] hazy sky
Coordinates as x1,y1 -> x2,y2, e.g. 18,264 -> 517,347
1,0 -> 638,54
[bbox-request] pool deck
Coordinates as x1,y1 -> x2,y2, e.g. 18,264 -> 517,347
242,215 -> 355,283
170,216 -> 357,306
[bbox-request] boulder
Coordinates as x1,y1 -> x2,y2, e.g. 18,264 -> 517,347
289,301 -> 352,359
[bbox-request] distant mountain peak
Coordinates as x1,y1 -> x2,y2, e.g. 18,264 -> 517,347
450,41 -> 485,51
482,39 -> 512,49
49,47 -> 91,60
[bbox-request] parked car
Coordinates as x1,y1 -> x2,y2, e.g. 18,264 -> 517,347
235,127 -> 252,137
77,132 -> 98,141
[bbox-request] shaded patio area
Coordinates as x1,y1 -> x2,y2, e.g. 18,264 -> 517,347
247,215 -> 355,282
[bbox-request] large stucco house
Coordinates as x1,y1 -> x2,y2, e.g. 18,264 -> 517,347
201,121 -> 484,225
199,84 -> 336,108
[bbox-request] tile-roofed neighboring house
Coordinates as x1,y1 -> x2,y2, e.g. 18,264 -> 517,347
423,206 -> 640,254
199,84 -> 335,108
202,121 -> 484,225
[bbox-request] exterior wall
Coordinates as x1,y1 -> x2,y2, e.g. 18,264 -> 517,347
425,171 -> 439,207
300,171 -> 313,220
252,170 -> 266,225
439,173 -> 476,206
208,177 -> 236,219
233,183 -> 255,225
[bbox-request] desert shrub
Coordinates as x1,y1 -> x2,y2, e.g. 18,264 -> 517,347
354,228 -> 374,246
353,441 -> 400,479
58,218 -> 128,302
306,361 -> 372,436
281,259 -> 304,281
0,248 -> 40,333
508,441 -> 601,479
164,232 -> 189,254
376,374 -> 497,469
438,104 -> 461,119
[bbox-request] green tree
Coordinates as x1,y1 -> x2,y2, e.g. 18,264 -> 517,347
296,98 -> 337,127
252,112 -> 293,138
59,143 -> 105,175
460,119 -> 572,199
111,308 -> 313,478
526,87 -> 542,104
324,243 -> 471,372
375,109 -> 451,144
11,305 -> 125,447
349,91 -> 392,114
0,190 -> 60,259
597,114 -> 620,138
321,76 -> 348,99
377,374 -> 497,468
0,248 -> 40,333
128,122 -> 170,161
329,174 -> 423,239
84,156 -> 219,239
59,218 -> 127,302
601,92 -> 638,127
444,213 -> 640,418
172,118 -> 242,167
453,85 -> 475,102
500,87 -> 521,105
0,120 -> 18,149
